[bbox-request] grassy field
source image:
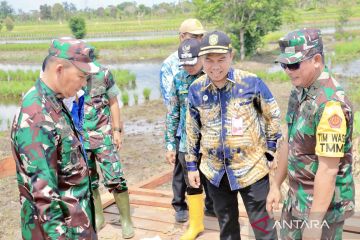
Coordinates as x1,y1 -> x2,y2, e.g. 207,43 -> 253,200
333,39 -> 360,62
0,37 -> 178,63
0,69 -> 136,98
0,17 -> 187,40
0,3 -> 359,40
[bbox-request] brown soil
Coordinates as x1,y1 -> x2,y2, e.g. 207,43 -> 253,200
1,77 -> 359,239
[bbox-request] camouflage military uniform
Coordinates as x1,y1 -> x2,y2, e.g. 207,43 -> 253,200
83,68 -> 127,192
274,28 -> 355,239
281,67 -> 355,239
11,79 -> 97,240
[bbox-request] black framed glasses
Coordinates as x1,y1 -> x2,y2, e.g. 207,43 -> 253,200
280,62 -> 302,71
280,55 -> 314,71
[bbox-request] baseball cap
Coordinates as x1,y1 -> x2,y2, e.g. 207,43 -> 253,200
179,18 -> 206,35
275,28 -> 323,64
199,30 -> 232,56
48,37 -> 100,74
178,38 -> 201,66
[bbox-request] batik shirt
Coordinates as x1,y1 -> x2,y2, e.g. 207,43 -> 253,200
186,68 -> 281,190
285,66 -> 355,223
160,51 -> 180,106
11,79 -> 96,240
83,68 -> 121,150
165,70 -> 203,153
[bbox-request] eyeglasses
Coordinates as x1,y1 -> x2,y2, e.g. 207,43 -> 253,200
186,33 -> 203,39
280,55 -> 314,71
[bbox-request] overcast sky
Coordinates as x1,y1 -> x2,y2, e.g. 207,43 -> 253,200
9,0 -> 178,13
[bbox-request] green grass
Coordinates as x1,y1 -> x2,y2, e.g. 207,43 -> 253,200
143,88 -> 151,101
333,39 -> 360,62
287,4 -> 360,24
262,31 -> 286,44
0,17 -> 187,39
0,69 -> 39,98
0,69 -> 137,98
0,69 -> 40,82
113,70 -> 136,90
121,91 -> 129,106
0,80 -> 34,98
255,71 -> 289,82
0,37 -> 177,52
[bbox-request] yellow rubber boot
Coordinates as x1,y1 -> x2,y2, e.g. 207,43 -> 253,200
113,191 -> 135,239
93,188 -> 105,231
180,194 -> 205,240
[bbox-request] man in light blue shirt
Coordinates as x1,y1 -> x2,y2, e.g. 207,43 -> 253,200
160,18 -> 209,223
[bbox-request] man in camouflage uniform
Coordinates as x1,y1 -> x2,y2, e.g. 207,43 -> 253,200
187,31 -> 281,240
82,66 -> 134,238
11,38 -> 99,240
266,28 -> 355,239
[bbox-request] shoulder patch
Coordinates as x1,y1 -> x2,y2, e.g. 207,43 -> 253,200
328,114 -> 342,129
315,101 -> 347,157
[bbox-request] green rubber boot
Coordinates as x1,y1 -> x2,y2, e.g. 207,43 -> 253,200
93,188 -> 105,231
113,191 -> 135,239
93,189 -> 105,232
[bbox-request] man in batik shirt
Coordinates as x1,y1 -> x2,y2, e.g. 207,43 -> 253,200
186,31 -> 281,240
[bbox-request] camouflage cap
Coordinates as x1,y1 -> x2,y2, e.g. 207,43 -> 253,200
48,37 -> 100,74
275,28 -> 323,64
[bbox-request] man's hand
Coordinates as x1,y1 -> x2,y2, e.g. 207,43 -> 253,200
266,183 -> 281,218
166,151 -> 176,166
188,170 -> 201,188
113,131 -> 122,150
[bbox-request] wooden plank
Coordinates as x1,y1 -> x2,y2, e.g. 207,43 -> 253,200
344,217 -> 360,233
128,187 -> 173,198
132,170 -> 172,189
104,203 -> 254,234
98,223 -> 171,240
0,156 -> 16,178
343,231 -> 360,240
100,192 -> 115,209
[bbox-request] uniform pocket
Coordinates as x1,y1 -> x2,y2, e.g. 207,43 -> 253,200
60,135 -> 82,173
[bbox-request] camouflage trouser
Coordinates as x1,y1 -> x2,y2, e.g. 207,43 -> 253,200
87,144 -> 127,193
280,204 -> 344,240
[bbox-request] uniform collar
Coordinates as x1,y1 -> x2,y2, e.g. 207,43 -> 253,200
36,78 -> 63,113
204,68 -> 236,90
296,66 -> 329,103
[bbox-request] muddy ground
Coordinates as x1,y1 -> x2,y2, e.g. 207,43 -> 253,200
0,68 -> 359,239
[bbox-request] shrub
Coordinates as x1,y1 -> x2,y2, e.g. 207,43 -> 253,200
69,16 -> 86,39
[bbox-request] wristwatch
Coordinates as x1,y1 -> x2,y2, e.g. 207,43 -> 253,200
113,127 -> 122,133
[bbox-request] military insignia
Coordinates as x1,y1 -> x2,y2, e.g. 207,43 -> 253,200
209,34 -> 218,46
328,114 -> 342,128
203,95 -> 208,101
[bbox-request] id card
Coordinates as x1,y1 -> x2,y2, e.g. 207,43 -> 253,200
231,117 -> 243,136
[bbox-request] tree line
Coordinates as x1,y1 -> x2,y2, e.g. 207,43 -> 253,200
0,0 -> 357,59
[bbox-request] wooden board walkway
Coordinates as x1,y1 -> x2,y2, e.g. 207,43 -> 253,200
98,170 -> 360,240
